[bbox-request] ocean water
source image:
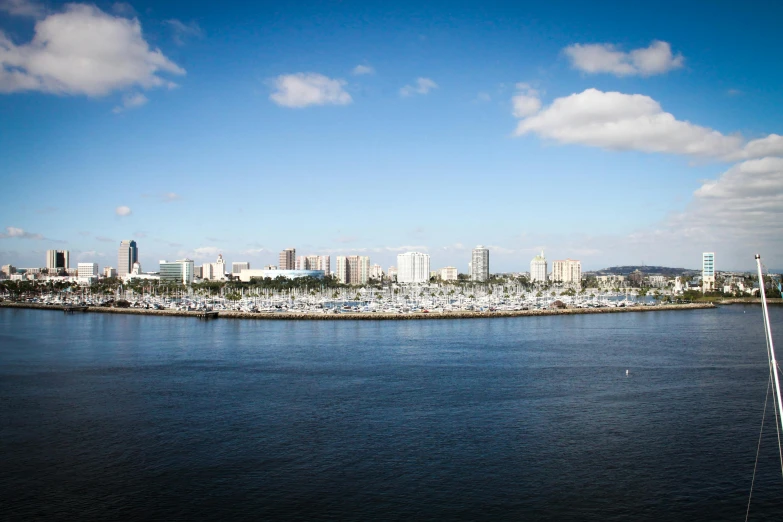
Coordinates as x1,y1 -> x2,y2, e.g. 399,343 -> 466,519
1,306 -> 782,520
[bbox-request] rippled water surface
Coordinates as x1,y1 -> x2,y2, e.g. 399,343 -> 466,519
2,306 -> 783,520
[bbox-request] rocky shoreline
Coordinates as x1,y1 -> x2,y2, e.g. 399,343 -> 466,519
0,301 -> 716,320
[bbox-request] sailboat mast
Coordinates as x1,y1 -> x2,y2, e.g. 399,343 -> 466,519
755,254 -> 783,432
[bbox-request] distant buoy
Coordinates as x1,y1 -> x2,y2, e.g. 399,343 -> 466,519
626,369 -> 629,376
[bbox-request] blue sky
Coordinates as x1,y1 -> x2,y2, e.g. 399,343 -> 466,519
1,0 -> 782,272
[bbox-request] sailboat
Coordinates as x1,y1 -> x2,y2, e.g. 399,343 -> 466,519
754,254 -> 783,429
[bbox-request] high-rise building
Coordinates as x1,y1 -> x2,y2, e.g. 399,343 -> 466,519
335,255 -> 371,285
117,240 -> 138,278
103,267 -> 117,278
232,262 -> 250,275
397,252 -> 430,283
46,250 -> 70,271
551,259 -> 582,284
202,254 -> 227,281
296,255 -> 330,274
279,248 -> 296,270
159,259 -> 195,284
387,266 -> 397,282
471,246 -> 489,282
2,264 -> 16,277
370,264 -> 383,280
530,251 -> 547,283
77,263 -> 99,280
702,252 -> 715,292
440,266 -> 458,281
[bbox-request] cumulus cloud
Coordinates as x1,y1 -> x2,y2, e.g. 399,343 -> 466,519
352,64 -> 374,75
0,4 -> 185,96
115,205 -> 132,216
112,92 -> 147,113
269,73 -> 352,108
563,40 -> 684,77
511,83 -> 541,118
400,77 -> 438,97
0,226 -> 43,239
513,88 -> 783,161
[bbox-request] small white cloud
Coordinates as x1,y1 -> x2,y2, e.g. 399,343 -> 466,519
0,4 -> 185,96
165,19 -> 203,45
352,64 -> 374,75
112,92 -> 148,113
400,77 -> 438,97
511,83 -> 541,118
0,226 -> 44,239
115,206 -> 132,216
563,40 -> 684,77
0,0 -> 46,18
269,73 -> 352,108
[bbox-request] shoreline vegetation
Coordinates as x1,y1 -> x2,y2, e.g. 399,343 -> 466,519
0,301 -> 723,320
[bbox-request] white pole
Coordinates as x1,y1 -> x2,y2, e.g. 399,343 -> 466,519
756,254 -> 783,432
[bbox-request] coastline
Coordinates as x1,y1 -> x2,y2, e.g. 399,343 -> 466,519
0,301 -> 716,320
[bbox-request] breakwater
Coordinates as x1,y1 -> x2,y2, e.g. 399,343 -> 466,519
717,298 -> 783,305
0,301 -> 715,320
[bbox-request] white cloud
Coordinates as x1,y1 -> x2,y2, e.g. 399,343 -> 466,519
352,64 -> 374,75
269,73 -> 352,108
0,0 -> 46,18
165,19 -> 203,46
115,205 -> 132,216
513,88 -> 783,161
112,92 -> 147,113
563,40 -> 684,77
0,4 -> 185,96
511,83 -> 541,118
400,77 -> 438,97
0,226 -> 43,239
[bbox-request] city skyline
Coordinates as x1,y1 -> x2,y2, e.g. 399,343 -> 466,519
1,1 -> 782,271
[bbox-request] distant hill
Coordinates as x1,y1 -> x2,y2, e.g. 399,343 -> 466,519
593,266 -> 697,276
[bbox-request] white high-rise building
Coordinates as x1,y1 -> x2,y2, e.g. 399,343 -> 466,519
370,264 -> 383,279
397,252 -> 430,284
117,240 -> 138,278
702,252 -> 715,292
551,259 -> 582,284
296,255 -> 330,275
46,250 -> 70,271
530,251 -> 547,283
202,254 -> 227,281
335,256 -> 370,285
77,263 -> 99,280
440,266 -> 458,281
232,262 -> 250,275
471,246 -> 489,282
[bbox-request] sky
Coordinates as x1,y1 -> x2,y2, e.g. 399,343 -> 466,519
1,0 -> 782,273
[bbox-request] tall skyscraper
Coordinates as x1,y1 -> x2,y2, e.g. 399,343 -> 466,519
335,256 -> 370,285
530,251 -> 547,283
471,246 -> 489,282
397,252 -> 430,283
117,240 -> 138,278
702,252 -> 715,292
279,248 -> 296,270
46,250 -> 70,271
551,259 -> 582,284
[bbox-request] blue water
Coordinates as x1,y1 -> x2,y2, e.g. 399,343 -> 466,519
1,306 -> 782,520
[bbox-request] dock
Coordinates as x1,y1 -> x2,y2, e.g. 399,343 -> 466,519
63,306 -> 88,313
195,311 -> 219,320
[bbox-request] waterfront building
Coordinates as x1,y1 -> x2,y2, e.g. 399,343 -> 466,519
471,246 -> 489,282
1,264 -> 15,277
264,265 -> 278,270
551,259 -> 582,285
702,252 -> 715,292
159,259 -> 195,284
387,266 -> 397,282
279,248 -> 296,270
66,268 -> 78,276
117,240 -> 138,278
232,262 -> 250,275
440,266 -> 458,281
77,263 -> 98,278
370,264 -> 383,280
193,265 -> 203,279
296,255 -> 330,275
238,269 -> 324,283
530,251 -> 547,283
103,267 -> 117,278
397,252 -> 430,284
335,255 -> 371,285
202,254 -> 227,281
46,249 -> 70,271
